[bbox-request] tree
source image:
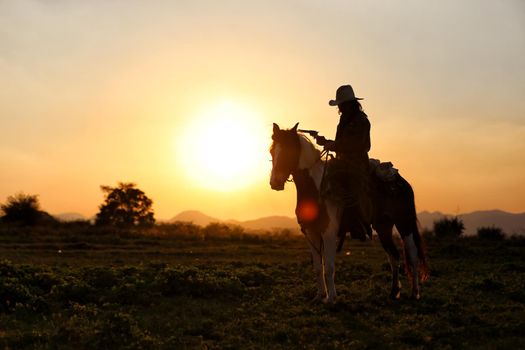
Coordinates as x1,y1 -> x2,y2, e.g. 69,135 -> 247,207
477,226 -> 504,240
433,216 -> 465,238
95,183 -> 155,228
0,193 -> 50,226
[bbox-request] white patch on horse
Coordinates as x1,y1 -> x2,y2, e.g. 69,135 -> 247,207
304,228 -> 326,301
404,233 -> 420,299
404,234 -> 418,267
272,143 -> 282,167
297,135 -> 320,170
270,143 -> 283,186
297,135 -> 324,190
320,201 -> 341,304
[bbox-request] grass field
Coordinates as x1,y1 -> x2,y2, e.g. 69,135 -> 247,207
1,226 -> 524,349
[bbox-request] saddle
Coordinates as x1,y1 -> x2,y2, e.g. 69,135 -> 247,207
369,158 -> 398,181
322,158 -> 401,202
368,158 -> 404,196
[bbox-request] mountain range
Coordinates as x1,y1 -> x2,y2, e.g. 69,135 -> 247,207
171,209 -> 525,236
54,209 -> 525,236
169,210 -> 298,232
418,210 -> 525,236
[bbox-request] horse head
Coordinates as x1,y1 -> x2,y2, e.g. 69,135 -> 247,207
269,122 -> 300,190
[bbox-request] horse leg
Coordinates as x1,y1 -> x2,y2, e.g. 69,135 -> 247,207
321,205 -> 340,304
322,229 -> 338,304
374,221 -> 401,300
404,233 -> 420,300
305,230 -> 326,302
397,222 -> 421,300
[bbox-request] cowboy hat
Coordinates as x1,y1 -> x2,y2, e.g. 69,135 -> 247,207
328,85 -> 363,106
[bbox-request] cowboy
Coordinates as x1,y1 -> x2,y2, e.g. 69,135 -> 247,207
316,84 -> 372,242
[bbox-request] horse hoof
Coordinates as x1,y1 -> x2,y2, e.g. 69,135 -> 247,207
310,294 -> 324,304
411,293 -> 421,301
389,290 -> 401,300
322,297 -> 336,305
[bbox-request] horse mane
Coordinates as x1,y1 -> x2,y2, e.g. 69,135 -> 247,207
298,133 -> 321,152
297,134 -> 321,169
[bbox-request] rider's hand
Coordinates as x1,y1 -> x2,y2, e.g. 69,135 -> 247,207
324,140 -> 335,151
316,135 -> 327,146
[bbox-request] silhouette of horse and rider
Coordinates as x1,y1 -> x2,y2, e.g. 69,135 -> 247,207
270,84 -> 428,303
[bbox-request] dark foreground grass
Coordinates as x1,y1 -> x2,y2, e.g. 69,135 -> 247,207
1,229 -> 524,349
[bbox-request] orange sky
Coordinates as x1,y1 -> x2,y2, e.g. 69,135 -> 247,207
1,1 -> 524,220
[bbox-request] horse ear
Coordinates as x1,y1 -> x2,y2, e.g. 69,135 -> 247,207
273,123 -> 280,134
292,122 -> 299,131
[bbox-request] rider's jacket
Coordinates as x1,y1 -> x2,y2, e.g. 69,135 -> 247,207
333,110 -> 371,169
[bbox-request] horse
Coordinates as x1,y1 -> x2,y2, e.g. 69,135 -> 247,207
269,122 -> 428,304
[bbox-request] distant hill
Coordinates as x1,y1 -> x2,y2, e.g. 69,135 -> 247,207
171,211 -> 299,232
417,210 -> 525,236
170,210 -> 525,236
54,212 -> 88,222
417,211 -> 445,232
170,210 -> 222,227
232,216 -> 298,231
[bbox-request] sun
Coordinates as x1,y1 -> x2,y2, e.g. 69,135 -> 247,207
176,101 -> 269,191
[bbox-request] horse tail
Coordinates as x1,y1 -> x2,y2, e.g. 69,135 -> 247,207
403,178 -> 430,283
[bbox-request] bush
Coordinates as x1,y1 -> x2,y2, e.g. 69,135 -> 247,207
433,216 -> 464,238
155,266 -> 244,298
202,223 -> 244,240
0,193 -> 56,226
477,226 -> 505,240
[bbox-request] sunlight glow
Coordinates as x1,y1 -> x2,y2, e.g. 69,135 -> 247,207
176,101 -> 269,192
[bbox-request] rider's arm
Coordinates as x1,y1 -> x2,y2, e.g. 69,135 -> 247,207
331,117 -> 371,154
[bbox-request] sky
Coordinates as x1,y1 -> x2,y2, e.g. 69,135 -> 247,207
1,0 -> 524,221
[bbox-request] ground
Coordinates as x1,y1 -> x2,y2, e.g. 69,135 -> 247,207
0,227 -> 524,349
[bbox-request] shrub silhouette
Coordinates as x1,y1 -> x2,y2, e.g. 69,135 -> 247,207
477,226 -> 504,240
433,216 -> 464,238
0,193 -> 55,226
95,183 -> 155,228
